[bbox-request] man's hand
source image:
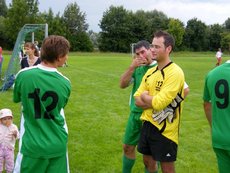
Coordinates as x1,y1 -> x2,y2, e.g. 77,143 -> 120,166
152,107 -> 174,124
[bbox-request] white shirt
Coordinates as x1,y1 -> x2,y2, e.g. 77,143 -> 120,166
0,124 -> 19,149
216,51 -> 222,59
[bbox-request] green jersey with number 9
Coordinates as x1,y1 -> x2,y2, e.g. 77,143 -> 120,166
13,64 -> 71,158
203,61 -> 230,150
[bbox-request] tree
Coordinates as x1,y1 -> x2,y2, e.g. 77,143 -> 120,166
130,10 -> 151,42
4,0 -> 40,45
209,24 -> 224,51
88,30 -> 100,49
0,0 -> 8,17
63,2 -> 88,33
224,18 -> 230,31
40,9 -> 67,37
145,10 -> 169,39
69,32 -> 93,52
63,2 -> 92,51
167,18 -> 185,50
183,18 -> 209,51
0,16 -> 9,47
221,32 -> 230,52
99,5 -> 133,52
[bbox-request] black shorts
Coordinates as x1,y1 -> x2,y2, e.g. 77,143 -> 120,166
137,121 -> 177,162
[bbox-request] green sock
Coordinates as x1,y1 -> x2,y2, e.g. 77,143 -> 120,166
145,167 -> 150,173
122,155 -> 135,173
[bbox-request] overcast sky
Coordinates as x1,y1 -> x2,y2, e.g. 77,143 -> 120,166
6,0 -> 230,32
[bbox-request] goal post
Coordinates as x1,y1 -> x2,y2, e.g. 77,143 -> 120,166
0,24 -> 48,91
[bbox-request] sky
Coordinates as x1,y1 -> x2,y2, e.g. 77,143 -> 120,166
5,0 -> 230,32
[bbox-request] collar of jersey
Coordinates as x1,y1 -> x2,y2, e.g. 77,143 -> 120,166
37,64 -> 57,72
148,60 -> 157,66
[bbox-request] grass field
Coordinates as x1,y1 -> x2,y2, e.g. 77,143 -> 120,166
0,51 -> 222,173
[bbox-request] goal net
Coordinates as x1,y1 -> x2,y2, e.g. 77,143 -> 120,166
1,24 -> 48,91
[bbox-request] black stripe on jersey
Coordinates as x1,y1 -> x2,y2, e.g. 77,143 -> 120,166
145,62 -> 173,82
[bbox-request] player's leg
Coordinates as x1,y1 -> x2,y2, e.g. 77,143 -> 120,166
214,148 -> 230,173
13,154 -> 48,173
122,111 -> 142,173
137,122 -> 158,173
148,124 -> 177,173
47,153 -> 69,173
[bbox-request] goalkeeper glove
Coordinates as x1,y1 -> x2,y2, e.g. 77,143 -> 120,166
152,107 -> 174,124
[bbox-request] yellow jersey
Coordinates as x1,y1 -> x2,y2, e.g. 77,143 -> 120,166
134,62 -> 184,144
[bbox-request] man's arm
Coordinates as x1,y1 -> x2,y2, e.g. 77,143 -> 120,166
203,101 -> 212,127
135,91 -> 153,109
120,57 -> 147,88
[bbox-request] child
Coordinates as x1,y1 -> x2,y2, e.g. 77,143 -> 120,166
13,35 -> 71,173
0,108 -> 19,173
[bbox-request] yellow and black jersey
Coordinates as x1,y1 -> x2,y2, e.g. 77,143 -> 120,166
134,62 -> 185,144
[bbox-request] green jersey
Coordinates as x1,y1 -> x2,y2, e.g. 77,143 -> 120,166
203,61 -> 230,150
13,64 -> 71,158
130,61 -> 157,112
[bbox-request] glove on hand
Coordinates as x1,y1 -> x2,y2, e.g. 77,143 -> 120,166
152,107 -> 174,124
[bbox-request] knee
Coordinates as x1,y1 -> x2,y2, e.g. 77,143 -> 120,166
143,157 -> 157,172
123,144 -> 135,155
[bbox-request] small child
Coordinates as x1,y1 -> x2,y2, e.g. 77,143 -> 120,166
0,108 -> 19,173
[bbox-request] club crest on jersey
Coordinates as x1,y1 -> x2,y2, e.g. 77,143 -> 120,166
155,80 -> 163,91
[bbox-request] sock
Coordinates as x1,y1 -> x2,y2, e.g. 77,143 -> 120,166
122,155 -> 135,173
145,167 -> 150,173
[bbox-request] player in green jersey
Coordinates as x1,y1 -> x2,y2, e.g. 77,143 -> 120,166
203,60 -> 230,173
120,40 -> 157,173
13,35 -> 71,173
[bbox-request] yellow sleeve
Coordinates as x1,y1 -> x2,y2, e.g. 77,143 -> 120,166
152,66 -> 184,111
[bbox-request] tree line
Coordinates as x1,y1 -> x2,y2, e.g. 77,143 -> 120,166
1,0 -> 230,53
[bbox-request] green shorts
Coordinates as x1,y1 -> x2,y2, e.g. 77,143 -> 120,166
214,147 -> 230,173
123,111 -> 143,145
13,152 -> 69,173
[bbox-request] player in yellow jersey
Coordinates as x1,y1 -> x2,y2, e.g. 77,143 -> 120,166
134,31 -> 185,173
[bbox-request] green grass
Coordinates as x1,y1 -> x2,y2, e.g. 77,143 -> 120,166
0,51 -> 220,172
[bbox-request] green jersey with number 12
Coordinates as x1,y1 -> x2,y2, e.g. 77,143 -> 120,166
13,64 -> 71,158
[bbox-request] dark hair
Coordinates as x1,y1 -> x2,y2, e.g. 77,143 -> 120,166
40,35 -> 70,63
24,42 -> 39,57
133,40 -> 150,52
154,30 -> 175,52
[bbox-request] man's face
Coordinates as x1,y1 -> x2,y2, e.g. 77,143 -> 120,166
151,37 -> 171,62
135,46 -> 152,65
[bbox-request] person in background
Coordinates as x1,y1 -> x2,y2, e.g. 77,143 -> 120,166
20,42 -> 41,69
120,40 -> 158,173
215,48 -> 223,66
13,35 -> 71,173
203,59 -> 230,173
134,30 -> 185,173
0,108 -> 19,173
34,41 -> 40,57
